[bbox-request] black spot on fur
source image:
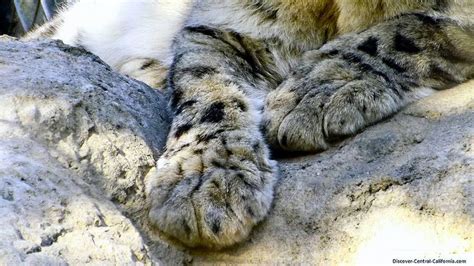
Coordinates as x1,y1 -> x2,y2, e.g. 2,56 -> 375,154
252,142 -> 260,151
280,134 -> 288,147
167,53 -> 186,107
211,219 -> 221,234
223,80 -> 244,91
259,123 -> 268,136
439,44 -> 468,64
358,37 -> 379,56
369,69 -> 391,83
211,160 -> 224,168
405,81 -> 420,89
211,180 -> 220,189
382,57 -> 407,73
430,65 -> 458,85
186,25 -> 276,83
225,148 -> 233,156
247,0 -> 279,21
341,52 -> 394,84
182,220 -> 191,235
412,13 -> 441,26
328,50 -> 339,56
196,133 -> 218,143
170,87 -> 183,108
400,84 -> 411,92
191,175 -> 204,194
201,102 -> 226,123
394,33 -> 421,54
237,173 -> 258,190
233,98 -> 248,112
345,95 -> 354,104
247,206 -> 255,218
342,53 -> 363,64
433,0 -> 448,11
197,129 -> 225,143
362,105 -> 367,112
231,33 -> 263,72
389,85 -> 402,98
372,92 -> 379,100
357,62 -> 374,72
345,56 -> 392,84
351,59 -> 402,98
180,143 -> 191,149
185,25 -> 221,39
399,80 -> 420,92
175,123 -> 193,138
175,100 -> 197,115
178,66 -> 218,79
140,60 -> 155,70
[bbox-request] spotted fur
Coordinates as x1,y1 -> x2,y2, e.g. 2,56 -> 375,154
29,0 -> 474,249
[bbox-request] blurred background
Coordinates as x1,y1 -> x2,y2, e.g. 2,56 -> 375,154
0,0 -> 66,36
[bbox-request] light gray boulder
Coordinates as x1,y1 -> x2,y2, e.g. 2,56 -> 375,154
0,37 -> 179,265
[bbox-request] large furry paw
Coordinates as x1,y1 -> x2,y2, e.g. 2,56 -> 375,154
263,51 -> 405,152
146,129 -> 276,248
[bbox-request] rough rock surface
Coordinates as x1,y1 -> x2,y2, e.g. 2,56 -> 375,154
0,37 -> 472,265
0,37 -> 174,265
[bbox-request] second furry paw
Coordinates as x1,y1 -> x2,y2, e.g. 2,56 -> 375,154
263,52 -> 404,152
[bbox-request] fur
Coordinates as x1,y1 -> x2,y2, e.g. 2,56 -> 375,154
29,0 -> 474,249
27,0 -> 193,87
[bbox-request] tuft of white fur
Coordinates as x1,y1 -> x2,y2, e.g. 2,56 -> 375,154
53,0 -> 194,70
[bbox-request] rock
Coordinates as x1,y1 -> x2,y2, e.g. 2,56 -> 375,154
0,36 -> 179,265
0,37 -> 472,264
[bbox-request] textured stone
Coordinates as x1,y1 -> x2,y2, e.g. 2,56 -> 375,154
0,37 -> 176,265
